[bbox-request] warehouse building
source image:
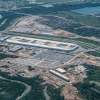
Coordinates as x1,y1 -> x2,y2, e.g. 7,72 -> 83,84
6,36 -> 78,52
49,70 -> 69,82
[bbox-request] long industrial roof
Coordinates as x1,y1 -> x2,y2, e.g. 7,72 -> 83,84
6,36 -> 78,51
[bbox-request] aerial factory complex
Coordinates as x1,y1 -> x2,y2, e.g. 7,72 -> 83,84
0,0 -> 100,100
6,36 -> 78,51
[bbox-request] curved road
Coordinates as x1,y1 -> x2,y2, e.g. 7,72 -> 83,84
0,76 -> 31,100
43,86 -> 50,100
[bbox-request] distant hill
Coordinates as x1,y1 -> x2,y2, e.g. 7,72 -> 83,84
0,0 -> 28,11
0,0 -> 100,11
35,0 -> 100,4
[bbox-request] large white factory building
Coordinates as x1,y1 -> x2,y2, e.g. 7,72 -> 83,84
6,36 -> 78,52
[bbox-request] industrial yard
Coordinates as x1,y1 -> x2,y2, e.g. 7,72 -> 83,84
0,1 -> 100,100
6,36 -> 78,51
0,29 -> 100,100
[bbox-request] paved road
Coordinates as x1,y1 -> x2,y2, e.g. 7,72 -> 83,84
43,86 -> 50,100
0,76 -> 32,100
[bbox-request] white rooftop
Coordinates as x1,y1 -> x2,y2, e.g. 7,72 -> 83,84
6,36 -> 78,51
56,68 -> 66,73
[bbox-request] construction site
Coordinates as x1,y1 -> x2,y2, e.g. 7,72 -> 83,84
0,1 -> 100,100
8,16 -> 73,37
0,31 -> 100,100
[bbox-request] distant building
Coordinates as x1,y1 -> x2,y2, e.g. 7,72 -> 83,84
75,65 -> 86,73
50,70 -> 69,82
9,45 -> 22,52
56,68 -> 66,74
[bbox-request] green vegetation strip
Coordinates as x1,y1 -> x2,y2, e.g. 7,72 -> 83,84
87,51 -> 100,57
0,53 -> 10,60
56,11 -> 100,27
73,38 -> 100,46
